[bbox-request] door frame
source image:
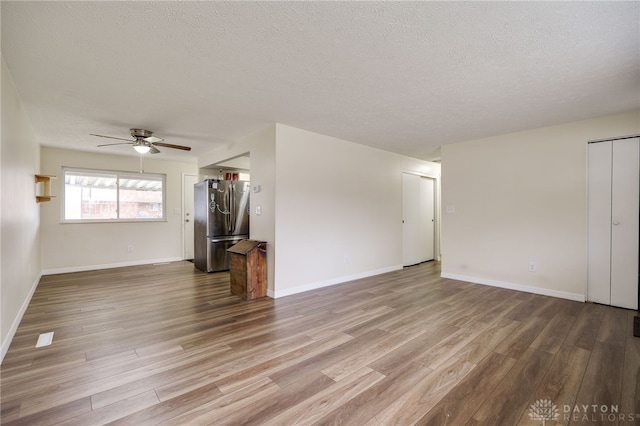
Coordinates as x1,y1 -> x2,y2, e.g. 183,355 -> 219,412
586,134 -> 640,309
402,171 -> 440,266
182,173 -> 198,260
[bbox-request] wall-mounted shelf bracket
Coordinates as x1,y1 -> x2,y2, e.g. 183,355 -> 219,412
35,174 -> 56,203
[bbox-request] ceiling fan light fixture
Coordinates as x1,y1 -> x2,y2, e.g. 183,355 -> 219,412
92,129 -> 190,153
133,142 -> 151,154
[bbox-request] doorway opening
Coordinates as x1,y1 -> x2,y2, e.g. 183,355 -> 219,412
402,173 -> 436,267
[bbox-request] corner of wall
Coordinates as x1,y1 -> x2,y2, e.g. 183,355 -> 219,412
0,273 -> 41,363
1,57 -> 42,363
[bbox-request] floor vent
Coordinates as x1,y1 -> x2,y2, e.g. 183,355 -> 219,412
36,332 -> 54,348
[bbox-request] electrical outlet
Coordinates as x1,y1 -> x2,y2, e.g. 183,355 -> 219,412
528,261 -> 537,272
127,244 -> 133,252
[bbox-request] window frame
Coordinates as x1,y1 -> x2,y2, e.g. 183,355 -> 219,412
61,167 -> 167,224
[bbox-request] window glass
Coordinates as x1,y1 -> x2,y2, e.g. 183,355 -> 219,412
118,176 -> 164,219
63,168 -> 165,222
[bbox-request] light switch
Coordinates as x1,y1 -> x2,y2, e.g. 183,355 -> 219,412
256,205 -> 262,216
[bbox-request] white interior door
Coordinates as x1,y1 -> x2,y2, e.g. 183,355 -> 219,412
420,177 -> 435,262
403,173 -> 420,266
610,138 -> 639,309
183,174 -> 198,260
402,173 -> 435,266
587,137 -> 639,310
587,141 -> 612,305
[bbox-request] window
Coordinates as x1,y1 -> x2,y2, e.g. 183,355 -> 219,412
63,168 -> 166,222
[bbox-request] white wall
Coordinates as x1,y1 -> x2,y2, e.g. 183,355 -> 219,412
199,125 -> 277,294
40,147 -> 198,273
1,57 -> 42,362
237,126 -> 276,295
273,124 -> 439,297
441,110 -> 640,301
199,123 -> 439,298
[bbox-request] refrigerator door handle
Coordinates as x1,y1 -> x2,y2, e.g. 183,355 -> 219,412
228,185 -> 234,234
231,183 -> 236,234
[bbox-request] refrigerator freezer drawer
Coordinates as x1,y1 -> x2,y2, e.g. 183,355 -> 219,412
207,236 -> 248,272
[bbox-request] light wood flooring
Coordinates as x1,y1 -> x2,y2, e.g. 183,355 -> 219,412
1,261 -> 638,425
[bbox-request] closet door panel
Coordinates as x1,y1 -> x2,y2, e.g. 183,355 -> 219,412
419,177 -> 435,262
610,137 -> 639,310
402,173 -> 422,266
587,141 -> 613,305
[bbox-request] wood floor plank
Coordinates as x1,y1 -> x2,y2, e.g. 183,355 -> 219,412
469,347 -> 555,425
453,316 -> 520,364
1,260 -> 634,425
564,302 -> 606,351
201,333 -> 352,396
216,370 -> 336,425
269,328 -> 389,388
367,322 -> 459,376
596,306 -> 628,346
372,355 -> 475,424
310,358 -> 435,425
159,377 -> 281,425
494,316 -> 549,359
530,307 -> 581,355
516,344 -> 591,426
8,340 -> 228,417
414,352 -> 518,425
106,382 -> 222,426
572,341 -> 625,426
0,397 -> 91,426
264,367 -> 386,426
58,390 -> 159,426
320,325 -> 429,382
620,316 -> 640,421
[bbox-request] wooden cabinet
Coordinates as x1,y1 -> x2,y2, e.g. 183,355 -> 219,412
35,174 -> 56,203
227,240 -> 267,300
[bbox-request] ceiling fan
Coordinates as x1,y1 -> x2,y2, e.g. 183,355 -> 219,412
91,128 -> 191,154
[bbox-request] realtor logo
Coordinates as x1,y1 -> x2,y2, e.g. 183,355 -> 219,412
529,399 -> 559,425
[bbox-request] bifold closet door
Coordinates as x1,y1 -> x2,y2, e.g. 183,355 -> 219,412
587,141 -> 612,305
610,138 -> 639,309
587,137 -> 639,310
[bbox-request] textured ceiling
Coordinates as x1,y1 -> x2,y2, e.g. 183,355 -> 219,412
2,1 -> 639,162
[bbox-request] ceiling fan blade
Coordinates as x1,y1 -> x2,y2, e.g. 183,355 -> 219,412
90,134 -> 134,142
97,142 -> 134,147
143,136 -> 164,143
149,145 -> 161,154
152,142 -> 191,151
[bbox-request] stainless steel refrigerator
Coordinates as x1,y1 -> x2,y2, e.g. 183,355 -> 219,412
194,179 -> 250,272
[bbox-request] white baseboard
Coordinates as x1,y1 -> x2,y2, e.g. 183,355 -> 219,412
272,265 -> 403,299
41,257 -> 183,276
440,272 -> 586,302
1,272 -> 42,364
